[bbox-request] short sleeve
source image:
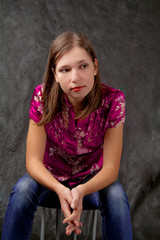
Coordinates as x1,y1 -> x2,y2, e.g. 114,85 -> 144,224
29,84 -> 44,123
107,90 -> 125,128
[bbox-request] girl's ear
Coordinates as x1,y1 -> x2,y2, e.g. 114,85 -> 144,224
94,58 -> 98,76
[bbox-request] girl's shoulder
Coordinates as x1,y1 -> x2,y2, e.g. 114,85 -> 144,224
31,84 -> 44,103
99,83 -> 126,128
29,84 -> 44,123
33,84 -> 44,94
101,83 -> 125,103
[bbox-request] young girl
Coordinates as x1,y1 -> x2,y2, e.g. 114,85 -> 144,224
2,31 -> 132,239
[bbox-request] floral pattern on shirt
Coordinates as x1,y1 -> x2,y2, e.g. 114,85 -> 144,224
29,83 -> 125,186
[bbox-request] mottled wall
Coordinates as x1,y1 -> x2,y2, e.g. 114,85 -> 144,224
0,0 -> 160,239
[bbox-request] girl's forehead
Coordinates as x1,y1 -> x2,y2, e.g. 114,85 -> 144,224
56,46 -> 92,66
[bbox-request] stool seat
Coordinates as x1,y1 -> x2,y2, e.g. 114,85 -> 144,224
40,207 -> 98,240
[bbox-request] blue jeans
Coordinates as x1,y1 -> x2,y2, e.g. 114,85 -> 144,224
2,173 -> 132,240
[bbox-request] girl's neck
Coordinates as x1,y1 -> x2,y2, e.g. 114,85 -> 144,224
66,96 -> 84,115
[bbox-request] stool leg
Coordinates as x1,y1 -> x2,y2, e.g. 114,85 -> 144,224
56,209 -> 61,240
92,210 -> 98,240
40,207 -> 46,240
73,232 -> 77,240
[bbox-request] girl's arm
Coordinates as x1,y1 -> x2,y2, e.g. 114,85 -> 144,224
77,124 -> 123,196
63,124 -> 123,226
26,119 -> 82,234
26,119 -> 65,194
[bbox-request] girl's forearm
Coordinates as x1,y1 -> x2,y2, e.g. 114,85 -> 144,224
26,159 -> 66,195
76,166 -> 118,197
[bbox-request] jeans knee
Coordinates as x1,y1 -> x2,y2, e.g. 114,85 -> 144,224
109,181 -> 128,201
99,181 -> 132,239
10,174 -> 39,209
100,180 -> 130,215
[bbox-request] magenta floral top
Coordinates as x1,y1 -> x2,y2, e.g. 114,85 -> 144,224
29,84 -> 125,186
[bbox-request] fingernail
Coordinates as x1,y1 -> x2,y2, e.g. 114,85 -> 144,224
72,204 -> 75,209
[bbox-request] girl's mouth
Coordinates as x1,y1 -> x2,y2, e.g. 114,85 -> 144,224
71,86 -> 84,92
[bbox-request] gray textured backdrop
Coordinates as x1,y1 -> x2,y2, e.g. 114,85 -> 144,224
0,0 -> 160,239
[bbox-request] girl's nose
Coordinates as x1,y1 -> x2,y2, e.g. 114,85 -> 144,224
71,69 -> 79,83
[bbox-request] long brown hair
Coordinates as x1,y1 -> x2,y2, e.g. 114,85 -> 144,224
38,31 -> 102,126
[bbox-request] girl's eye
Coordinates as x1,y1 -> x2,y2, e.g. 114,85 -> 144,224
60,68 -> 70,73
81,64 -> 88,69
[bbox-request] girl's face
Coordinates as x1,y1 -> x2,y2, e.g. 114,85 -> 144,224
54,46 -> 98,109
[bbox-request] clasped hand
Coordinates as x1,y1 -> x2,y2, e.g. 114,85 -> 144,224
58,187 -> 83,235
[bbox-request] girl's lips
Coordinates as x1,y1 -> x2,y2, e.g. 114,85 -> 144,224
71,86 -> 84,92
